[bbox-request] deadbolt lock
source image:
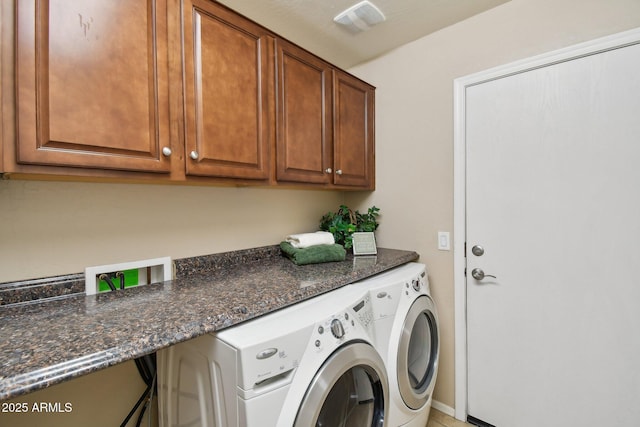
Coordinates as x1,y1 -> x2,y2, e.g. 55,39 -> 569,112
471,245 -> 485,256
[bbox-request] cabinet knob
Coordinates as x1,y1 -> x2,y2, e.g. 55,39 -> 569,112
189,151 -> 199,160
162,147 -> 172,157
325,168 -> 332,174
335,169 -> 343,175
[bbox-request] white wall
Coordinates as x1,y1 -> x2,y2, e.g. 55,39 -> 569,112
0,180 -> 342,282
347,0 -> 640,411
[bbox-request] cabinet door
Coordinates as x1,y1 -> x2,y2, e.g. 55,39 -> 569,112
333,71 -> 375,189
182,0 -> 273,179
15,0 -> 171,172
276,39 -> 332,184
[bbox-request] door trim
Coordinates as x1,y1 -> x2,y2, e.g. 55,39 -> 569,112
452,26 -> 640,422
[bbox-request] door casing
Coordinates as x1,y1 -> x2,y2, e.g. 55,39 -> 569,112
452,26 -> 640,422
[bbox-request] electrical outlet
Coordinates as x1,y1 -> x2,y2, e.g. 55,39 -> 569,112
85,257 -> 172,295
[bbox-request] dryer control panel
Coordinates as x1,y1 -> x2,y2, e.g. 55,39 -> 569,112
404,271 -> 427,297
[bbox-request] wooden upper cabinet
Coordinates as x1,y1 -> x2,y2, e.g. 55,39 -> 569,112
7,1 -> 374,188
182,0 -> 273,180
276,39 -> 332,184
333,70 -> 375,189
275,44 -> 375,189
15,0 -> 172,173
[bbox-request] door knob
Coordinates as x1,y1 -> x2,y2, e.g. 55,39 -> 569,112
471,268 -> 496,281
189,151 -> 199,160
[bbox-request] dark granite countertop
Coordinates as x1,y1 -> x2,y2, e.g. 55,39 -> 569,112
0,246 -> 418,401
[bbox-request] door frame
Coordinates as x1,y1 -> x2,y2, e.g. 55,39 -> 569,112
452,27 -> 640,422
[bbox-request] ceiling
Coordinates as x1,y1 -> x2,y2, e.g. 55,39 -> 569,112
216,0 -> 510,69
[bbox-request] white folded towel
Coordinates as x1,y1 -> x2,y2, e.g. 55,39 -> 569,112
286,231 -> 335,249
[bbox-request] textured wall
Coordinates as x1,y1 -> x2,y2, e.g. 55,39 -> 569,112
0,180 -> 342,282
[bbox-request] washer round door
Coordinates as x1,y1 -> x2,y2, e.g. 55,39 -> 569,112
397,295 -> 440,410
294,342 -> 389,427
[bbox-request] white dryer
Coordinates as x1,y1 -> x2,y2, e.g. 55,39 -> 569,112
350,262 -> 440,427
157,284 -> 389,427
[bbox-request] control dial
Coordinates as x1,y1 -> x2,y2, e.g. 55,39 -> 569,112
330,318 -> 345,339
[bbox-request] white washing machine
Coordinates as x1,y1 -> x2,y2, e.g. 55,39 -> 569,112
157,284 -> 389,427
350,262 -> 440,427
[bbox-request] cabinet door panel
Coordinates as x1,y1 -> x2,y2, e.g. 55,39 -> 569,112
183,0 -> 272,179
276,40 -> 332,184
333,71 -> 375,188
16,0 -> 171,172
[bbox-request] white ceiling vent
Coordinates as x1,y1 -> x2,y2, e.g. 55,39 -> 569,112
333,1 -> 386,34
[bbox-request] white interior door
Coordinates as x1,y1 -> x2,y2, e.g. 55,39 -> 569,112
465,40 -> 640,426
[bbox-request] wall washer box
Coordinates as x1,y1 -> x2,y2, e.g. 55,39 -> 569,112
85,256 -> 172,295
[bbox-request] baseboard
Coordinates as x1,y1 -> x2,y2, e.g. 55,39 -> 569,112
431,399 -> 455,417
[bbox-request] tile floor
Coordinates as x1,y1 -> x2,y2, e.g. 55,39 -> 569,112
427,408 -> 474,427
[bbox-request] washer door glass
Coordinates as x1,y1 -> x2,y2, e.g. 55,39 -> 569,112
295,342 -> 388,427
398,295 -> 439,410
316,365 -> 377,426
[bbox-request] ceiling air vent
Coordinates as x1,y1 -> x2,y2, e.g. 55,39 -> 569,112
333,1 -> 386,34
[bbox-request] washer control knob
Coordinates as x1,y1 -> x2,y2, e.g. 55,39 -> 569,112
412,278 -> 421,291
330,318 -> 345,339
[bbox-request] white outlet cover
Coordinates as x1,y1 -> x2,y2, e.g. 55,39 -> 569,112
85,256 -> 172,295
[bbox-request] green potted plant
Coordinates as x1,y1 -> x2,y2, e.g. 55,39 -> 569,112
319,205 -> 380,249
